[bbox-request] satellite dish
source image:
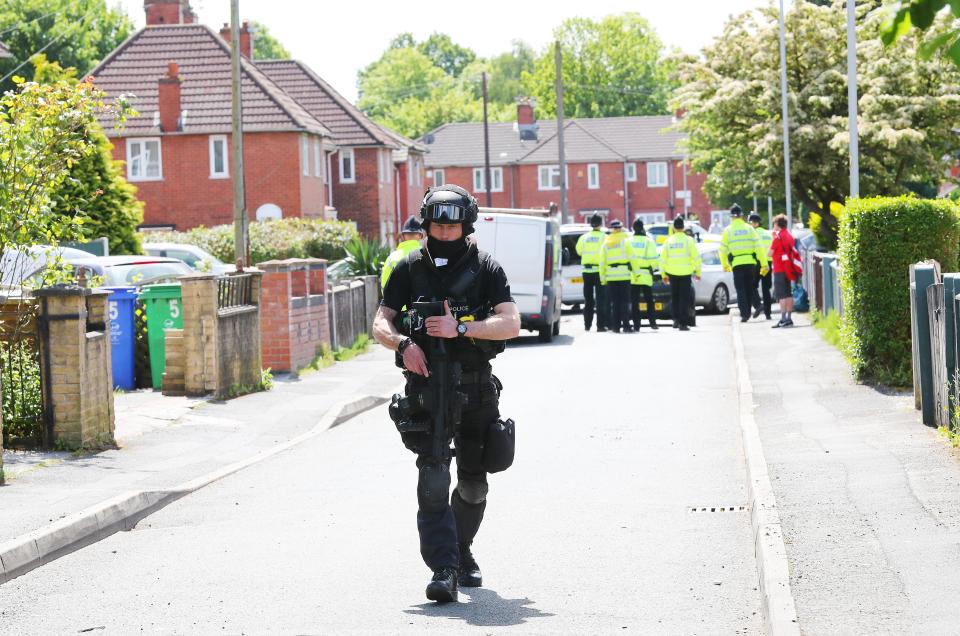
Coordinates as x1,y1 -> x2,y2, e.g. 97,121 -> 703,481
256,203 -> 282,221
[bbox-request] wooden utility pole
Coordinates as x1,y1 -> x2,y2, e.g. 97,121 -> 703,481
482,71 -> 492,208
554,41 -> 568,223
230,0 -> 248,268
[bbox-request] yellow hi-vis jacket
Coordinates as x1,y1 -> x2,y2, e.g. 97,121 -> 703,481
599,230 -> 631,284
755,226 -> 773,253
628,233 -> 658,286
720,219 -> 768,269
380,239 -> 421,290
659,231 -> 701,277
575,229 -> 606,274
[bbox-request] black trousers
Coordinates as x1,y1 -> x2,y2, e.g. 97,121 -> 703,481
733,264 -> 758,318
631,284 -> 655,329
606,280 -> 632,331
582,271 -> 607,330
753,265 -> 772,318
408,375 -> 498,570
669,274 -> 693,327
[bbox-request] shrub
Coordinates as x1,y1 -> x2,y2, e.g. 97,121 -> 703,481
343,236 -> 392,277
838,196 -> 960,386
143,219 -> 358,264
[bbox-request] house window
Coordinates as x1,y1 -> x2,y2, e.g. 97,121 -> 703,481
378,150 -> 385,183
314,139 -> 322,178
538,164 -> 564,190
385,151 -> 391,183
635,212 -> 666,225
433,169 -> 445,186
625,162 -> 637,182
340,148 -> 355,183
415,158 -> 422,186
301,136 -> 310,176
647,161 -> 668,188
407,158 -> 414,186
126,138 -> 162,181
209,135 -> 228,179
472,167 -> 503,193
587,163 -> 600,189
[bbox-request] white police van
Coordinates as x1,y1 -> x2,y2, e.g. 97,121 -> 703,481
472,208 -> 563,343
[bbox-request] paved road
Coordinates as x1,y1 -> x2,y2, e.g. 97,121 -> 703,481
1,314 -> 762,635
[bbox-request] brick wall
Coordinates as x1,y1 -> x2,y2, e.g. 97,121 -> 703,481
258,259 -> 329,373
110,131 -> 327,230
428,160 -> 712,223
331,147 -> 395,240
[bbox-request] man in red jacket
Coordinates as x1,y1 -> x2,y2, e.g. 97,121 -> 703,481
769,214 -> 796,328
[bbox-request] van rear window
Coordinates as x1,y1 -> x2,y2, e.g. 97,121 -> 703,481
561,234 -> 582,266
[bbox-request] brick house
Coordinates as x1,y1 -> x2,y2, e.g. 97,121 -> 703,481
89,1 -> 336,231
423,102 -> 713,226
256,60 -> 426,243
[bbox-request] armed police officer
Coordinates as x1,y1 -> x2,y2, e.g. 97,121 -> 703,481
372,184 -> 520,603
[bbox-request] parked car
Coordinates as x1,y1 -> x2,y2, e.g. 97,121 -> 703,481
473,210 -> 563,342
0,245 -> 101,291
73,256 -> 194,287
560,223 -> 593,307
142,242 -> 232,275
642,243 -> 738,324
646,222 -> 720,245
326,258 -> 353,287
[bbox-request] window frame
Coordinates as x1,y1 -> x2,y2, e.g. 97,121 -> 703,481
587,163 -> 600,189
625,162 -> 637,182
301,136 -> 310,177
647,161 -> 668,188
314,139 -> 323,178
385,150 -> 392,183
433,169 -> 445,186
208,135 -> 229,179
538,164 -> 566,191
126,137 -> 163,182
339,148 -> 355,184
415,157 -> 422,186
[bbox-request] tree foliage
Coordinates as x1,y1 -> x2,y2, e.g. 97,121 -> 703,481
30,55 -> 143,255
673,0 -> 960,248
523,13 -> 675,119
250,21 -> 290,61
417,32 -> 476,77
0,0 -> 133,94
881,0 -> 960,65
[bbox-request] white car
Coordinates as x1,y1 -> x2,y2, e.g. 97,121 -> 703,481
142,242 -> 233,275
560,223 -> 593,306
694,242 -> 738,313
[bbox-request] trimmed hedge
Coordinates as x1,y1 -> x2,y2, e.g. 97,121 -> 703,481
838,196 -> 960,386
142,218 -> 358,264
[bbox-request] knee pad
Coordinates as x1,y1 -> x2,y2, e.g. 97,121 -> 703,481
456,479 -> 489,505
417,462 -> 451,513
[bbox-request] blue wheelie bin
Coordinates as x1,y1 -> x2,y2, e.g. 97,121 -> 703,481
105,286 -> 138,391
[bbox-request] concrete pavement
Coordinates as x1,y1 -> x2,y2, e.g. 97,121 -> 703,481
741,312 -> 960,635
0,313 -> 764,634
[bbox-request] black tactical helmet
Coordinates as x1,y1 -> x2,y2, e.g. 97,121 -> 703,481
748,212 -> 762,224
730,203 -> 743,217
401,216 -> 424,234
589,213 -> 603,228
419,184 -> 478,227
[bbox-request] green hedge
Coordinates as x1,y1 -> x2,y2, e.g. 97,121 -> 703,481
838,196 -> 960,386
142,219 -> 358,264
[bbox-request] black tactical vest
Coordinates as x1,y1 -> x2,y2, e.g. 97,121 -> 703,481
405,243 -> 505,368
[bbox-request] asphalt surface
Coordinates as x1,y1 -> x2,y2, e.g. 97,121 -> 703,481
1,314 -> 763,634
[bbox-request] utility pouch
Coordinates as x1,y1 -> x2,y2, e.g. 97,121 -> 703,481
483,418 -> 515,473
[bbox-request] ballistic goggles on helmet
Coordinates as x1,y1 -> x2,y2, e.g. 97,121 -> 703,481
424,203 -> 468,224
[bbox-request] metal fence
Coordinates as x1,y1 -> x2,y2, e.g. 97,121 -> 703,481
0,297 -> 43,447
327,275 -> 378,351
909,262 -> 960,428
218,273 -> 254,311
802,251 -> 843,318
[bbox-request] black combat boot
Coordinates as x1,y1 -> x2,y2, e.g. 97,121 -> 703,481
458,543 -> 483,587
425,567 -> 458,603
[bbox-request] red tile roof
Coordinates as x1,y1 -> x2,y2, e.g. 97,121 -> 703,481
89,25 -> 330,137
257,59 -> 396,148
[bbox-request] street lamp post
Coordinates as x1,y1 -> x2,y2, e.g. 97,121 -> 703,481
778,0 -> 793,226
847,0 -> 860,198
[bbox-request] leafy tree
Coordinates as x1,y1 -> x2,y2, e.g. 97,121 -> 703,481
358,47 -> 489,138
0,0 -> 132,94
250,21 -> 290,61
881,0 -> 960,65
460,41 -> 537,105
31,55 -> 143,255
522,13 -> 675,119
416,32 -> 476,77
673,0 -> 960,248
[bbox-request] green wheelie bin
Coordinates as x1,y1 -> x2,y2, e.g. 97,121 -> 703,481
140,283 -> 183,389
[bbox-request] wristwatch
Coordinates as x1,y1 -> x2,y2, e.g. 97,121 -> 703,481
456,321 -> 469,338
397,337 -> 414,354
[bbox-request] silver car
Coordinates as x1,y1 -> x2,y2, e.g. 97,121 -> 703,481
694,243 -> 738,313
142,242 -> 233,275
560,223 -> 593,306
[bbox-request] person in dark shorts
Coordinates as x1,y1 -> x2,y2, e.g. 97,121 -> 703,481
769,214 -> 796,328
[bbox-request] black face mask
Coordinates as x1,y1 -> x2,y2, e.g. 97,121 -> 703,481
427,235 -> 468,266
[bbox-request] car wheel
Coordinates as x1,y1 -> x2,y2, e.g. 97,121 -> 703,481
552,320 -> 560,336
538,324 -> 554,343
709,284 -> 730,314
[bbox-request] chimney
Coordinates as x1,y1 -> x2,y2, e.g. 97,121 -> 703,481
158,62 -> 181,132
144,0 -> 193,26
220,22 -> 253,60
517,99 -> 535,126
